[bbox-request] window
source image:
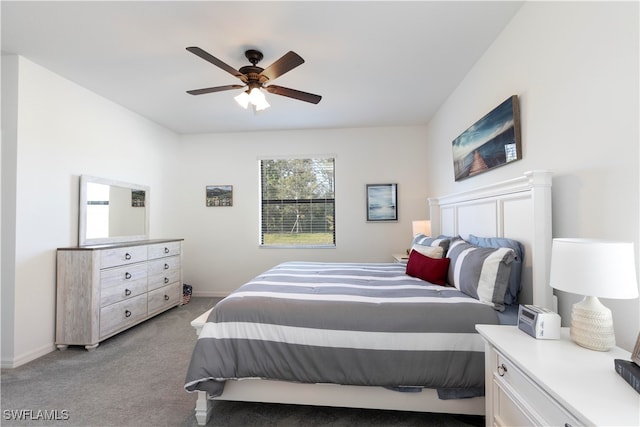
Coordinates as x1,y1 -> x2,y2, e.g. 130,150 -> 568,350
260,157 -> 335,247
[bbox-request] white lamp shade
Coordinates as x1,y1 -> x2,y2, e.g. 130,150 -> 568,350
234,88 -> 270,111
234,91 -> 250,109
412,220 -> 431,237
549,238 -> 639,299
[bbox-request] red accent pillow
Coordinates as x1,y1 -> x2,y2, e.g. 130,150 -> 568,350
405,249 -> 450,286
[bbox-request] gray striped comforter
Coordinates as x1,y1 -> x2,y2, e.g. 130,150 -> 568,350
184,262 -> 499,397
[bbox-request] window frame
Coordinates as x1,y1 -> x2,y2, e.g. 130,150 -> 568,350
259,156 -> 336,249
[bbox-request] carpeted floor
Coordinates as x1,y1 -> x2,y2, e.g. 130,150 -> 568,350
1,297 -> 484,427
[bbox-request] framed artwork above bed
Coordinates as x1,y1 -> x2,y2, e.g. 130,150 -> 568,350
366,183 -> 397,221
452,95 -> 522,181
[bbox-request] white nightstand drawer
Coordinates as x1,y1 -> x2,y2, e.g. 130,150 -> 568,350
493,379 -> 535,427
494,351 -> 582,427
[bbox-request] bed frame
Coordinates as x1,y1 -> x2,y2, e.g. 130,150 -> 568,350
190,170 -> 553,425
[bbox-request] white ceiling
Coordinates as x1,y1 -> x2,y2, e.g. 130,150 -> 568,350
1,1 -> 523,135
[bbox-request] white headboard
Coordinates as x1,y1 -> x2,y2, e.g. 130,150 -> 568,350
428,170 -> 555,310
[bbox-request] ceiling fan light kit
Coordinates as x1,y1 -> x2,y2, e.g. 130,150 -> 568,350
234,87 -> 270,111
186,47 -> 322,111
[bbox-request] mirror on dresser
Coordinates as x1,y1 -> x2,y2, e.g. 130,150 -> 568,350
79,175 -> 150,246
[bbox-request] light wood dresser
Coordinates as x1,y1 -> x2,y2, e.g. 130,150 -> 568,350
56,238 -> 183,350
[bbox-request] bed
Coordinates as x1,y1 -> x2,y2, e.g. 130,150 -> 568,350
185,170 -> 554,425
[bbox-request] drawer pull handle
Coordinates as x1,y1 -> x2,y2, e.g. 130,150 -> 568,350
125,272 -> 132,280
164,277 -> 170,284
565,424 -> 572,427
497,363 -> 508,377
125,289 -> 131,296
125,253 -> 132,260
164,247 -> 170,254
125,310 -> 132,318
164,294 -> 170,301
164,263 -> 170,270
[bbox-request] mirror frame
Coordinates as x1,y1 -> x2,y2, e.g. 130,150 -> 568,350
79,175 -> 150,246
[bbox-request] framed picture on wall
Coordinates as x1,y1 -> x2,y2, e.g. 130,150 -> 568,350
131,190 -> 146,207
366,184 -> 397,221
452,95 -> 522,181
206,185 -> 233,207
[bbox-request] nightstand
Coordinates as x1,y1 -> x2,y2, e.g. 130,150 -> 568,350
392,253 -> 409,263
476,324 -> 639,427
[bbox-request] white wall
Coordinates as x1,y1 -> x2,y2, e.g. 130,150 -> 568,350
4,0 -> 637,366
1,55 -> 20,367
1,58 -> 429,367
177,126 -> 429,295
1,56 -> 179,367
424,1 -> 639,350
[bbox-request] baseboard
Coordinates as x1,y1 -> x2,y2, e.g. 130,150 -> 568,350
1,343 -> 55,368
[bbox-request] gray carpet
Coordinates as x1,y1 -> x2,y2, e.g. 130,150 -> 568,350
1,297 -> 484,427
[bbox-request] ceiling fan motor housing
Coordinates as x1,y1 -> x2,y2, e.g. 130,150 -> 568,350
244,49 -> 264,65
240,50 -> 268,85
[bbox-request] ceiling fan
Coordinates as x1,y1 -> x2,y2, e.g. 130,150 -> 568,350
185,47 -> 322,110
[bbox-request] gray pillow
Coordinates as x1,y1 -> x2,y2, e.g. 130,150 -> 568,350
447,237 -> 515,311
467,234 -> 524,305
412,234 -> 452,255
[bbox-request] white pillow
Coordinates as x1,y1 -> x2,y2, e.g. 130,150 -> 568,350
410,244 -> 444,259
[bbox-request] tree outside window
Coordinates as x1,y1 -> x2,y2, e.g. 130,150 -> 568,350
260,158 -> 335,247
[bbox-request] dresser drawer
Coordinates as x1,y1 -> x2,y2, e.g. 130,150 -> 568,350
148,283 -> 181,314
494,351 -> 582,427
148,270 -> 181,292
101,245 -> 147,268
99,293 -> 147,338
100,263 -> 148,306
148,241 -> 181,260
148,256 -> 181,276
100,278 -> 147,307
148,256 -> 181,291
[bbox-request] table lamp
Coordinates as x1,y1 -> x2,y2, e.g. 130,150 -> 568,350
549,238 -> 639,351
412,220 -> 431,237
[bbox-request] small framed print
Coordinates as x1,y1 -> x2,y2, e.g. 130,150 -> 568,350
131,190 -> 146,207
366,183 -> 398,222
206,185 -> 233,207
632,332 -> 640,366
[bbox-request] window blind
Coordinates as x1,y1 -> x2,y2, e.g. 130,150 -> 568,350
260,158 -> 335,247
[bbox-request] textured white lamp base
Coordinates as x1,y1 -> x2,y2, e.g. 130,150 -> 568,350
569,296 -> 615,351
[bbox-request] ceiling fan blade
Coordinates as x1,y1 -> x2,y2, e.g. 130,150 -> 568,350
264,85 -> 322,104
186,84 -> 245,96
260,51 -> 305,81
186,47 -> 247,82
